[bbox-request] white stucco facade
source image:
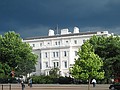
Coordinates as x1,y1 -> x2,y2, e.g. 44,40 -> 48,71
23,27 -> 112,77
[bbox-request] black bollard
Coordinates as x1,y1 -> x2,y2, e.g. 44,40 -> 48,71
2,85 -> 3,90
9,84 -> 11,90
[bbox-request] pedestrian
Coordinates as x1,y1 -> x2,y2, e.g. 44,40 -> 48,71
21,78 -> 25,90
91,79 -> 96,87
28,78 -> 32,88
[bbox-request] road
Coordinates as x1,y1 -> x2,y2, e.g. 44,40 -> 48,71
0,84 -> 110,90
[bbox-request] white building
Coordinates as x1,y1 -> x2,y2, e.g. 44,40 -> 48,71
23,27 -> 112,77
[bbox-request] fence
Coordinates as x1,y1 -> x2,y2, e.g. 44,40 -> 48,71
0,84 -> 11,90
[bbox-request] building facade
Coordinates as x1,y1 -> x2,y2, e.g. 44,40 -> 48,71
23,27 -> 112,77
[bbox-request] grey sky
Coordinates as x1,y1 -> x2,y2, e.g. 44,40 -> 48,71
0,0 -> 120,38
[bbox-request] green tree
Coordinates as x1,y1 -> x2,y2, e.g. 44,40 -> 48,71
49,67 -> 60,78
0,31 -> 37,77
70,41 -> 104,90
0,62 -> 11,78
16,53 -> 37,77
89,35 -> 120,82
0,63 -> 5,78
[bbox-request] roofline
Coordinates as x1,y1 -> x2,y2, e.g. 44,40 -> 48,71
24,31 -> 99,40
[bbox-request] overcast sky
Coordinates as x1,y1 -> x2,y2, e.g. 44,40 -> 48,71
0,0 -> 120,38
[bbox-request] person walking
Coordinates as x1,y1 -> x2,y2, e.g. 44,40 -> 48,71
91,79 -> 97,87
21,78 -> 25,90
28,78 -> 32,88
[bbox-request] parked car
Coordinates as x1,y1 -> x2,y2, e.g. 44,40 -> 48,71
109,83 -> 120,90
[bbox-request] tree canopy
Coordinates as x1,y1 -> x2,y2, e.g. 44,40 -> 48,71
89,35 -> 120,81
70,41 -> 104,90
0,31 -> 38,77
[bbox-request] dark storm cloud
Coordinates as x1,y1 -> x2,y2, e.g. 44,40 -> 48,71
0,0 -> 120,38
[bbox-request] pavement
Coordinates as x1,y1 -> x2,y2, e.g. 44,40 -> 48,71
0,84 -> 110,90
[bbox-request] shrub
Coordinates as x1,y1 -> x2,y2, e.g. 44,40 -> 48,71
58,76 -> 74,84
32,75 -> 54,84
0,77 -> 18,83
31,75 -> 74,84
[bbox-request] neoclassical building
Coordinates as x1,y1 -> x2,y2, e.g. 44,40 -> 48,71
23,27 -> 112,77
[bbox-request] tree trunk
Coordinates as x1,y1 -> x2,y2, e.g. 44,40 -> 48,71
88,78 -> 91,90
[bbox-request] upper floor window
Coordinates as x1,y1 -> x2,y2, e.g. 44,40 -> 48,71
53,52 -> 59,57
40,53 -> 41,58
75,51 -> 78,56
83,39 -> 86,43
58,41 -> 60,45
64,61 -> 67,68
57,62 -> 59,67
45,62 -> 48,68
53,52 -> 55,57
74,40 -> 77,44
53,62 -> 55,68
32,44 -> 35,47
40,43 -> 42,46
55,42 -> 57,45
64,51 -> 67,57
39,62 -> 42,69
56,52 -> 59,57
45,52 -> 48,58
55,41 -> 60,46
53,62 -> 59,68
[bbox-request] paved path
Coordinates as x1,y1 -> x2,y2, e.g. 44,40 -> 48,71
0,84 -> 110,90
